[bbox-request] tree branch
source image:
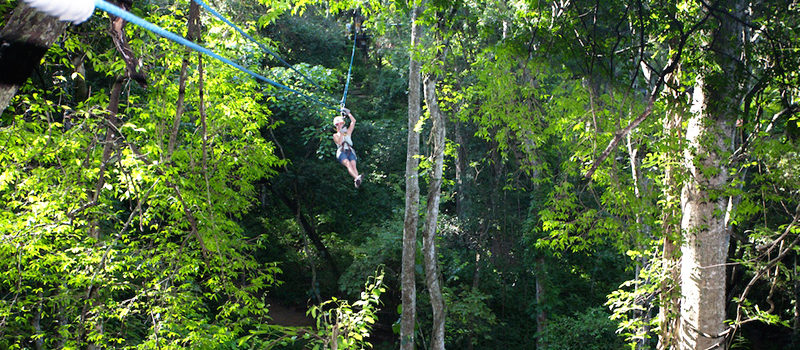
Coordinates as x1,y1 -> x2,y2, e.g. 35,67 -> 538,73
0,2 -> 67,113
171,181 -> 210,261
583,11 -> 711,179
166,1 -> 200,160
108,0 -> 147,87
729,202 -> 800,344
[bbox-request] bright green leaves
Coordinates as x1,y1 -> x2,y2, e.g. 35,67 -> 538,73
256,0 -> 295,26
675,0 -> 700,14
605,247 -> 664,345
537,180 -> 628,255
235,269 -> 386,349
305,269 -> 385,349
443,286 -> 498,346
538,307 -> 626,350
0,1 -> 294,348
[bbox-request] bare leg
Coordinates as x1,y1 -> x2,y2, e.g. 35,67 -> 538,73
341,160 -> 359,179
349,160 -> 360,178
350,160 -> 361,188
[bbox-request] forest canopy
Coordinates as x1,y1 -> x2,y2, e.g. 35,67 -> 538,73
0,0 -> 799,349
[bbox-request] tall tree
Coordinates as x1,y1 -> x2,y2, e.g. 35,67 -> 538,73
422,73 -> 446,350
0,2 -> 66,113
678,1 -> 744,348
401,2 -> 423,349
0,1 -> 284,347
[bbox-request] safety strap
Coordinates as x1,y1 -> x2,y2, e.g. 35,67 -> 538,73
340,24 -> 359,109
192,0 -> 330,94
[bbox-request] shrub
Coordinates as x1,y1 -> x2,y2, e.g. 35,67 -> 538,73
538,307 -> 626,350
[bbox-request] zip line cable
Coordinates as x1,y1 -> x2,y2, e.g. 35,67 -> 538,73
94,0 -> 340,111
192,0 -> 330,94
23,0 -> 356,112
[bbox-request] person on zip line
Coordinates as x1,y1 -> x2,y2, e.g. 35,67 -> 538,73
333,108 -> 362,188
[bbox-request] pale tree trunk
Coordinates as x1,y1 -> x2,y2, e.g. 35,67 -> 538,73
454,121 -> 466,219
401,3 -> 423,349
422,74 -> 446,350
0,2 -> 67,113
678,2 -> 743,349
679,76 -> 733,350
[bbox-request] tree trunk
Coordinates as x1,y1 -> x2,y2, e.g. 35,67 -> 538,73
56,283 -> 68,348
82,77 -> 124,350
0,2 -> 67,113
72,55 -> 88,102
107,0 -> 147,87
454,120 -> 468,220
88,77 -> 125,238
167,0 -> 200,160
678,2 -> 743,348
422,74 -> 446,350
678,77 -> 733,350
271,186 -> 340,277
400,3 -> 423,349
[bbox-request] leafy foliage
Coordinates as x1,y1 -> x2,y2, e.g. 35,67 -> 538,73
1,1 -> 285,348
3,0 -> 800,349
538,307 -> 626,350
307,270 -> 385,349
237,269 -> 386,349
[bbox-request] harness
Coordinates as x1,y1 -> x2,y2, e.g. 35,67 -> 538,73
337,131 -> 354,152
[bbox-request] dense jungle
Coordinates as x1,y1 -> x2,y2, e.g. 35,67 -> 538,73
1,0 -> 799,349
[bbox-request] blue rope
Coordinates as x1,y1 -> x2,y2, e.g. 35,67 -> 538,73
191,0 -> 329,94
94,0 -> 339,111
340,27 -> 358,109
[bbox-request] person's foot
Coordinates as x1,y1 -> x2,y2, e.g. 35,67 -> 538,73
354,175 -> 362,188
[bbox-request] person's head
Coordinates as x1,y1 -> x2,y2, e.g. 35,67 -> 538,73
333,116 -> 345,129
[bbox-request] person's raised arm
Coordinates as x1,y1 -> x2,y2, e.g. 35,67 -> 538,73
343,108 -> 356,135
